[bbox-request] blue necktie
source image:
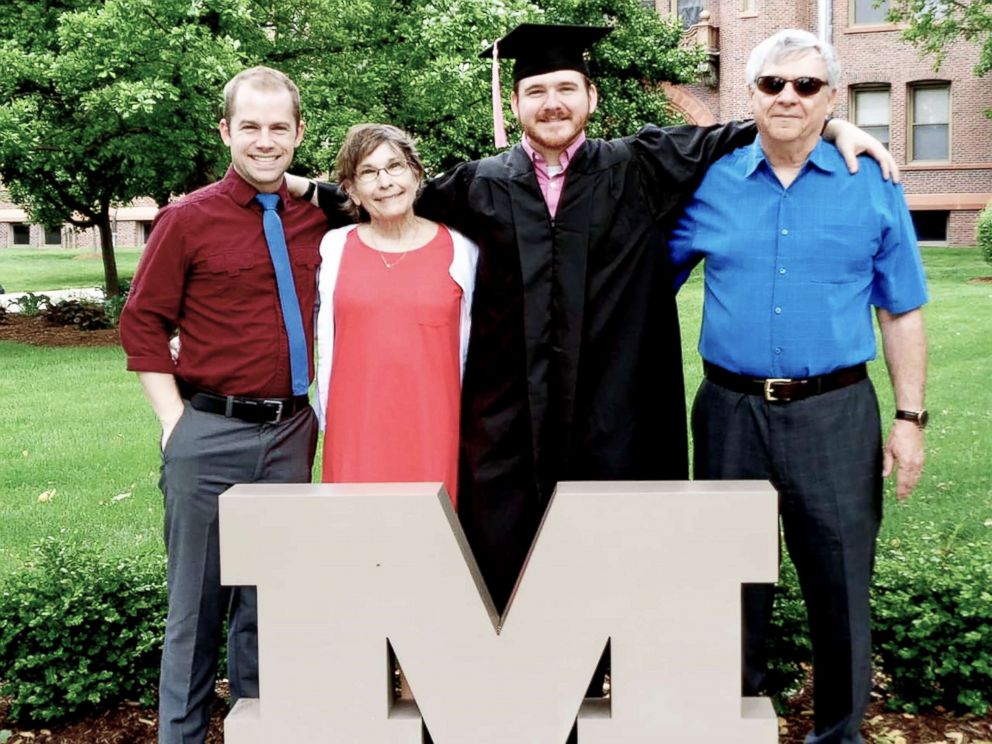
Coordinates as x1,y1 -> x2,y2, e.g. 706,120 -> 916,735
255,193 -> 309,397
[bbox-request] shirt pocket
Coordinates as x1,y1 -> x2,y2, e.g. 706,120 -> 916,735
415,284 -> 458,327
204,250 -> 258,276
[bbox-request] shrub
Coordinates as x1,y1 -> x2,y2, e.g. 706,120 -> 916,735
0,304 -> 8,325
872,533 -> 992,715
102,278 -> 130,327
978,201 -> 992,268
10,292 -> 51,316
764,559 -> 812,697
0,536 -> 167,724
764,531 -> 992,716
40,298 -> 111,330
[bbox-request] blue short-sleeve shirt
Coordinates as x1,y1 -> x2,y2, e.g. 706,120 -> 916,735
669,137 -> 928,378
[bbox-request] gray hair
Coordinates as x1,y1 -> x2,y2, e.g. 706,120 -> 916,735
745,29 -> 841,89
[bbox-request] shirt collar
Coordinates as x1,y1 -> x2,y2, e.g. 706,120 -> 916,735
521,131 -> 587,173
223,165 -> 291,208
743,135 -> 838,179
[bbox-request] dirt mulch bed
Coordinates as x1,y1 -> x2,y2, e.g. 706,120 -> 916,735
2,681 -> 990,744
966,276 -> 992,284
0,313 -> 119,348
0,685 -> 226,744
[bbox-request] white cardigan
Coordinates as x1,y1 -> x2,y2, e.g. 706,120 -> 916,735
313,224 -> 479,429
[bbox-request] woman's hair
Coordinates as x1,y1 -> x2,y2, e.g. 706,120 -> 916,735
744,29 -> 841,90
334,124 -> 427,222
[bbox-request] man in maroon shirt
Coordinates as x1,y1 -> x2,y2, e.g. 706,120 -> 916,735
120,66 -> 344,744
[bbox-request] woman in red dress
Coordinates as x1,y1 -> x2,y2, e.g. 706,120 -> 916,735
314,125 -> 477,507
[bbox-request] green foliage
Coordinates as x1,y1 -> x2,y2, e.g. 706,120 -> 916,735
761,531 -> 992,716
764,560 -> 812,697
0,535 -> 166,724
40,298 -> 111,330
977,201 -> 992,267
102,278 -> 131,327
9,292 -> 51,316
873,529 -> 992,715
888,0 -> 992,115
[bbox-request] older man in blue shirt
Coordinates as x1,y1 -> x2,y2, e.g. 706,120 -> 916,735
670,29 -> 928,744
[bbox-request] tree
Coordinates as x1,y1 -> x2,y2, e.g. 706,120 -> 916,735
0,0 -> 257,296
888,0 -> 992,114
1,0 -> 706,295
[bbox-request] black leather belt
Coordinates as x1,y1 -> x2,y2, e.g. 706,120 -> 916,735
181,385 -> 309,424
703,362 -> 868,403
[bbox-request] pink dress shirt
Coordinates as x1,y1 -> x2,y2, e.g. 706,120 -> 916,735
520,132 -> 586,219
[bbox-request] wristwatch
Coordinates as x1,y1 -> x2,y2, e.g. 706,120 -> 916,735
895,409 -> 929,429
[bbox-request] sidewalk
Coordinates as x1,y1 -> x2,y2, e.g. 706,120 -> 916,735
1,287 -> 104,312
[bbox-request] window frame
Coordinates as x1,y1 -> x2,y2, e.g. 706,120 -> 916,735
850,0 -> 892,26
12,223 -> 30,246
908,82 -> 951,163
850,85 -> 892,150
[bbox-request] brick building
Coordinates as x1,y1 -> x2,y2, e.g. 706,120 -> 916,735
0,188 -> 157,250
653,0 -> 992,245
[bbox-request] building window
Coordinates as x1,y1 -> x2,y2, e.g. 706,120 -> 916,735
910,84 -> 950,161
44,227 -> 61,246
741,0 -> 756,12
911,210 -> 948,243
669,0 -> 703,26
641,0 -> 657,8
852,87 -> 890,149
12,223 -> 30,246
853,0 -> 889,24
141,221 -> 154,245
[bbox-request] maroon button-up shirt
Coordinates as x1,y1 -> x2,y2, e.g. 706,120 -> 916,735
120,167 -> 331,399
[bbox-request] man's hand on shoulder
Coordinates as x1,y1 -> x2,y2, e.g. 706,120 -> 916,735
824,119 -> 900,183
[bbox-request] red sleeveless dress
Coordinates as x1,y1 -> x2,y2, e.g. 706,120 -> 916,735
322,225 -> 462,506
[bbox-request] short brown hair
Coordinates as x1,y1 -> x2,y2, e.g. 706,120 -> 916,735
223,66 -> 301,125
334,124 -> 427,222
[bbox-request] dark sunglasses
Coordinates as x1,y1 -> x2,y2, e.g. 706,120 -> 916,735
755,76 -> 828,97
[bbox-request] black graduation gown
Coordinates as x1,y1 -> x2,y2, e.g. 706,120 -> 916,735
333,122 -> 756,612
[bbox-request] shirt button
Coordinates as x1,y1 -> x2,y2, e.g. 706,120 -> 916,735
774,307 -> 783,314
779,268 -> 787,275
775,347 -> 783,355
781,228 -> 789,236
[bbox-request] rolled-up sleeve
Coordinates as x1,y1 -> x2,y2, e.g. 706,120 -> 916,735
119,206 -> 186,372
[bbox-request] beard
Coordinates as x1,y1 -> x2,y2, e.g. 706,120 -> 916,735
523,109 -> 590,153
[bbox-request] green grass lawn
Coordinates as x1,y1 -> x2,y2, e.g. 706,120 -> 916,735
0,247 -> 142,292
0,247 -> 989,579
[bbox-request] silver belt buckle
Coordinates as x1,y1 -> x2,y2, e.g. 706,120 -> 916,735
263,399 -> 285,423
763,378 -> 793,402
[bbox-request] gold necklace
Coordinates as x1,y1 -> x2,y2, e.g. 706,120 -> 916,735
366,223 -> 416,269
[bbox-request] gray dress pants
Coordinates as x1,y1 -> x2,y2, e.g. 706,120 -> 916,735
157,402 -> 317,744
692,377 -> 883,744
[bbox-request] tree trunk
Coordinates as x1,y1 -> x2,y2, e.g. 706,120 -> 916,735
97,203 -> 121,298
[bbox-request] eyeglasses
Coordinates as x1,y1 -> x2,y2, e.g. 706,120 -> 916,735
354,161 -> 410,183
754,76 -> 828,97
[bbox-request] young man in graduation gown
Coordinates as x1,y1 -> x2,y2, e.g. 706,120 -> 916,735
305,24 -> 894,615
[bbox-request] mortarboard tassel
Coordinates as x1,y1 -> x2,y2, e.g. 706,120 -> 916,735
491,40 -> 508,149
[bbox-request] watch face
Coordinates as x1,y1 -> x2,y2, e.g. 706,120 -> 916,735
897,409 -> 928,428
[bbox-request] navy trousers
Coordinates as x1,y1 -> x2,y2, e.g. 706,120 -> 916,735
692,377 -> 883,744
157,402 -> 317,744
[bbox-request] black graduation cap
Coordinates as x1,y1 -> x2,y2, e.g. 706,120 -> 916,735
480,23 -> 612,148
479,23 -> 612,83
